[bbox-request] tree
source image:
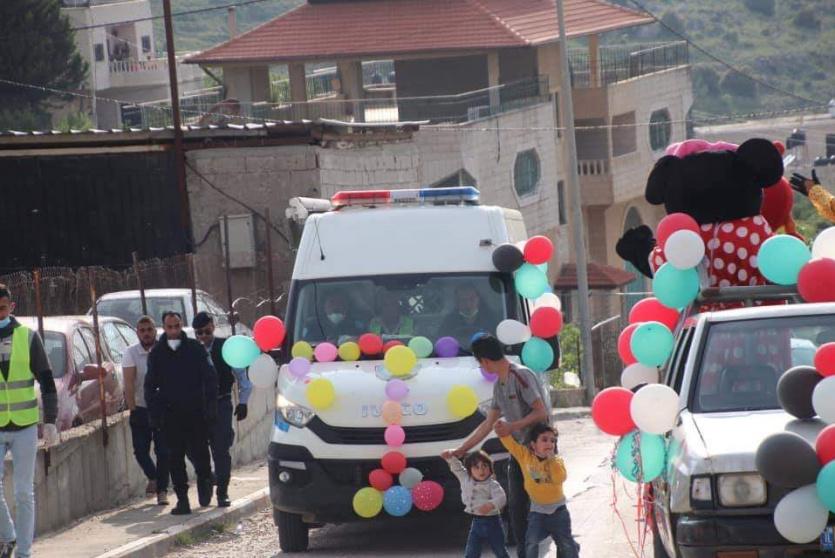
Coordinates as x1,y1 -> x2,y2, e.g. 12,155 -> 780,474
0,0 -> 87,127
743,0 -> 775,17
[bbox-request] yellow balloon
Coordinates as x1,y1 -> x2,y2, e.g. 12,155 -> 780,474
291,341 -> 314,360
384,346 -> 417,377
307,378 -> 336,410
338,341 -> 361,362
447,385 -> 478,418
352,487 -> 383,518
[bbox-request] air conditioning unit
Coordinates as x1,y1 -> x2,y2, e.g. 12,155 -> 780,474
467,105 -> 491,121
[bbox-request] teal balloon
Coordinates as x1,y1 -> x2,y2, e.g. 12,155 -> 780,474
758,234 -> 811,286
221,335 -> 261,368
408,336 -> 434,358
615,429 -> 666,482
652,263 -> 699,310
537,262 -> 548,274
522,337 -> 554,373
514,264 -> 550,300
630,321 -> 674,367
817,461 -> 835,513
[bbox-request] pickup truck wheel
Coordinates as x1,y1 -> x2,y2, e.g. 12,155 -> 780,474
275,509 -> 309,552
652,521 -> 672,558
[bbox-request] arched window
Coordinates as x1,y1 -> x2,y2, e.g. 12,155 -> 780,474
514,149 -> 540,197
649,109 -> 672,151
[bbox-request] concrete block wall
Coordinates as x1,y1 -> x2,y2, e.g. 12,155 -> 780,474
317,142 -> 422,198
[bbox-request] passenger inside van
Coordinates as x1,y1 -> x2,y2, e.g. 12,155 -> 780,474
369,291 -> 414,338
302,293 -> 362,344
439,284 -> 498,347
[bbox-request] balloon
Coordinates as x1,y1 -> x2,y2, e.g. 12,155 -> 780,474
629,383 -> 679,435
629,297 -> 680,331
656,213 -> 700,247
385,424 -> 406,447
481,368 -> 498,382
514,264 -> 550,299
591,387 -> 635,436
358,333 -> 384,356
621,363 -> 658,390
755,432 -> 820,488
221,335 -> 261,368
652,263 -> 700,310
530,307 -> 563,338
496,319 -> 532,345
408,336 -> 434,359
630,321 -> 674,367
385,378 -> 409,401
815,343 -> 835,377
384,345 -> 417,376
664,230 -> 705,270
291,340 -> 313,360
615,429 -> 666,482
492,243 -> 525,272
447,385 -> 478,418
383,340 -> 405,353
412,480 -> 444,511
523,235 -> 554,265
306,378 -> 336,410
435,336 -> 460,358
248,353 -> 278,388
399,467 -> 424,490
381,451 -> 407,474
369,468 -> 393,491
777,366 -> 823,419
812,227 -> 835,260
618,324 -> 639,365
774,484 -> 830,543
287,356 -> 311,379
813,376 -> 835,423
817,462 -> 835,513
533,292 -> 562,312
381,400 -> 402,425
798,258 -> 835,303
352,487 -> 383,518
338,341 -> 361,362
817,425 -> 835,466
252,315 -> 286,352
383,485 -> 413,517
758,235 -> 811,285
521,337 -> 554,373
313,342 -> 338,363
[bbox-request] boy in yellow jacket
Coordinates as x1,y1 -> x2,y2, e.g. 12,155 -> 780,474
497,422 -> 579,558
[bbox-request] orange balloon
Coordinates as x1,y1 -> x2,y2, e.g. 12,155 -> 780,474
381,400 -> 402,425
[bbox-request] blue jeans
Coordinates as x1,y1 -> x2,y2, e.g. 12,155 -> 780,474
464,515 -> 510,558
210,396 -> 235,489
0,426 -> 37,558
525,506 -> 579,558
130,407 -> 169,492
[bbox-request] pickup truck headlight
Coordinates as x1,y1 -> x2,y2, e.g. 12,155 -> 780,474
277,394 -> 315,427
717,473 -> 767,507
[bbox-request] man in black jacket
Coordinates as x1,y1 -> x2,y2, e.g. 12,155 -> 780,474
145,311 -> 217,515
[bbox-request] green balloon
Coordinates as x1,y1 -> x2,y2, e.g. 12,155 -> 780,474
514,264 -> 550,299
817,461 -> 835,513
408,336 -> 433,359
652,263 -> 699,310
521,337 -> 554,373
615,429 -> 666,482
630,321 -> 674,367
758,234 -> 811,286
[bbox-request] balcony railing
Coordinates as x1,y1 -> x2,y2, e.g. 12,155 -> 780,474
578,159 -> 610,176
109,58 -> 169,74
569,41 -> 689,88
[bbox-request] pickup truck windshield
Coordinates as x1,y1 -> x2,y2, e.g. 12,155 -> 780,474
289,273 -> 517,350
694,314 -> 835,412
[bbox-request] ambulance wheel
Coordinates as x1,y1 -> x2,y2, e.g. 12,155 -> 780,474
275,509 -> 309,552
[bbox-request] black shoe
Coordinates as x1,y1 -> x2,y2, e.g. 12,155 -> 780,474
217,486 -> 231,508
171,497 -> 192,515
0,540 -> 15,558
198,479 -> 213,507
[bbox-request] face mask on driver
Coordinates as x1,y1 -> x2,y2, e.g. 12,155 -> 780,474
0,317 -> 10,329
459,309 -> 478,320
327,313 -> 345,325
167,339 -> 181,351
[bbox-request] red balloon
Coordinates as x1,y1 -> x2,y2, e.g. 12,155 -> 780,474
383,340 -> 404,353
817,425 -> 835,466
815,343 -> 835,377
358,333 -> 384,356
629,298 -> 680,331
591,387 -> 636,436
381,451 -> 407,474
523,236 -> 554,265
252,316 -> 286,352
412,480 -> 444,511
530,307 -> 563,338
368,468 -> 393,491
618,324 -> 639,365
798,259 -> 835,303
656,213 -> 700,247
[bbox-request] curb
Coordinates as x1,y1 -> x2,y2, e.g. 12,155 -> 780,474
96,488 -> 270,558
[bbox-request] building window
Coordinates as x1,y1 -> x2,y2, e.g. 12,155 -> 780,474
611,111 -> 636,157
649,109 -> 672,151
514,149 -> 540,197
557,180 -> 567,225
141,35 -> 151,54
94,43 -> 105,62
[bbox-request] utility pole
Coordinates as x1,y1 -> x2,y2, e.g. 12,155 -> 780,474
555,0 -> 596,403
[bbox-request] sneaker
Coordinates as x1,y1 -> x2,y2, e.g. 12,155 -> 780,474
145,480 -> 157,496
0,540 -> 16,558
157,491 -> 169,506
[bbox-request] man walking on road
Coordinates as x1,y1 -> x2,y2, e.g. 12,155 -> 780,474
192,311 -> 252,507
0,284 -> 60,558
145,311 -> 217,515
123,316 -> 169,505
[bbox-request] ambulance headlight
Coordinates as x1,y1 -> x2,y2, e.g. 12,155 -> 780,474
277,394 -> 315,427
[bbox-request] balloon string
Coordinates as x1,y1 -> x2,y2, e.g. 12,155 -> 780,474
609,445 -> 651,558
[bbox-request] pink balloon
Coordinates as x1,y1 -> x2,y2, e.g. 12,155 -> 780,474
313,342 -> 338,362
384,424 -> 405,447
288,357 -> 311,378
385,379 -> 409,401
412,480 -> 444,511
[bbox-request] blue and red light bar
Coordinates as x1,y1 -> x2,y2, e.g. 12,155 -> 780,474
330,187 -> 480,208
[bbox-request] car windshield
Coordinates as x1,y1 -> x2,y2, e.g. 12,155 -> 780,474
44,332 -> 66,379
694,314 -> 835,412
96,297 -> 186,327
289,273 -> 518,351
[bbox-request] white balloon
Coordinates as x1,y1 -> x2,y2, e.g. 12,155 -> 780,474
812,227 -> 835,260
533,292 -> 562,312
774,484 -> 829,543
629,383 -> 679,435
248,353 -> 278,388
813,376 -> 835,424
496,319 -> 532,345
663,230 -> 705,270
621,363 -> 659,390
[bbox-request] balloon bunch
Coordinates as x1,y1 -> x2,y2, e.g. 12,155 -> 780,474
222,315 -> 285,388
290,334 -> 462,365
754,343 -> 835,544
758,226 -> 835,302
492,236 -> 563,373
651,213 -> 705,310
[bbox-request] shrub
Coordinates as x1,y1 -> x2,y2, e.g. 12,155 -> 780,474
720,70 -> 758,98
793,9 -> 820,30
743,0 -> 775,17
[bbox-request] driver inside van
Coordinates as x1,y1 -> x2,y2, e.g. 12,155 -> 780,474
369,291 -> 414,338
440,285 -> 497,346
304,293 -> 362,343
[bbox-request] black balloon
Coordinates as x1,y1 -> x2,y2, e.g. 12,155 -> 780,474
755,431 -> 820,488
777,365 -> 822,419
492,243 -> 525,272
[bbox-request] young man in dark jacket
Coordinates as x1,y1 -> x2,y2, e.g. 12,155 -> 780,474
144,311 -> 217,515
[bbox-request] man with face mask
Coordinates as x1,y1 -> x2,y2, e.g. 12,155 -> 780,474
144,311 -> 217,515
439,285 -> 497,347
306,293 -> 361,343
